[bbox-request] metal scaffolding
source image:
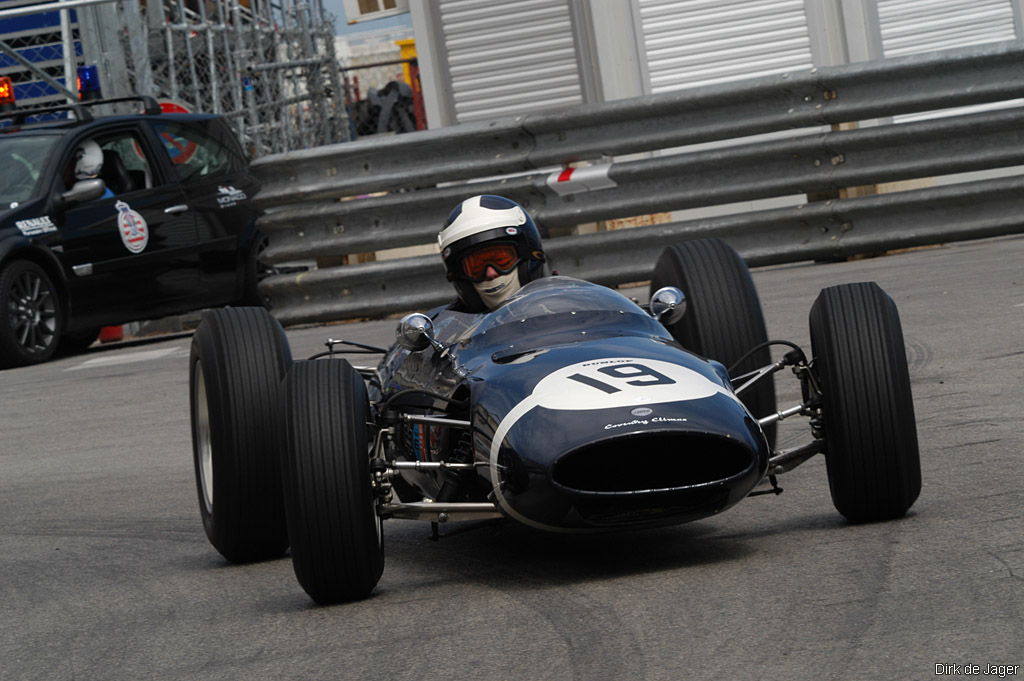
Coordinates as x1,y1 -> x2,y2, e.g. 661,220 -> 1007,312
0,0 -> 348,157
128,0 -> 348,155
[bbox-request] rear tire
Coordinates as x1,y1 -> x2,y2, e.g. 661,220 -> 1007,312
650,238 -> 776,445
281,359 -> 384,604
809,282 -> 921,523
189,307 -> 292,562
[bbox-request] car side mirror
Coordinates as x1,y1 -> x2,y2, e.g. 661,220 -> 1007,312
396,313 -> 442,352
650,286 -> 687,325
61,178 -> 107,207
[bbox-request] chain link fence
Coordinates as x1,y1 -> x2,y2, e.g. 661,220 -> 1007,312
0,0 -> 348,157
124,0 -> 346,157
0,0 -> 81,107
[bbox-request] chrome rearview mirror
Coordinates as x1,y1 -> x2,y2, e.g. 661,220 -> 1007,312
650,286 -> 686,325
396,313 -> 440,352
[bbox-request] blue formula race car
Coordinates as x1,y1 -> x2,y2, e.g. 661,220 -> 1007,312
188,238 -> 921,604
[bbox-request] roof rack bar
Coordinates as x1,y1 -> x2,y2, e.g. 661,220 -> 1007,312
81,95 -> 162,116
1,95 -> 164,125
7,103 -> 92,124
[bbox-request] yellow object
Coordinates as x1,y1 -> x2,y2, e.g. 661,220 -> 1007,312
396,39 -> 416,87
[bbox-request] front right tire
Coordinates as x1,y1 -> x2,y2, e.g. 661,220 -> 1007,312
189,306 -> 292,562
650,238 -> 777,445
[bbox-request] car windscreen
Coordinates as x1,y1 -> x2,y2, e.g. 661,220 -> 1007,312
461,276 -> 672,350
0,134 -> 60,207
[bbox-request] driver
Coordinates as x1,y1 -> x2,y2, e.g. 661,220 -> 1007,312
68,139 -> 114,198
438,195 -> 546,312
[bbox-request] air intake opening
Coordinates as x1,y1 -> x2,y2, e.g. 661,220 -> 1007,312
552,433 -> 753,493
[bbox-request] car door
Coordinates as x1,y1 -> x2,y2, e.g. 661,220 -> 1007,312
57,125 -> 202,328
145,117 -> 261,306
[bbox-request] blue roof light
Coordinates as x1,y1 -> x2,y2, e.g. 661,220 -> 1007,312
77,65 -> 102,101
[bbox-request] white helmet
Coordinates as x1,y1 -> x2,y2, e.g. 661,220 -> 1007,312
74,139 -> 104,180
438,195 -> 546,312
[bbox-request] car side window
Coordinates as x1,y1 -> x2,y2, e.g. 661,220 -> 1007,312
149,121 -> 241,183
103,136 -> 155,190
61,131 -> 155,196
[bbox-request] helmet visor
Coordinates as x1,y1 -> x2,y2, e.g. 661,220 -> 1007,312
460,244 -> 520,282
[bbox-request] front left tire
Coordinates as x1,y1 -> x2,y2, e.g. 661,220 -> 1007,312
809,282 -> 921,523
0,259 -> 63,368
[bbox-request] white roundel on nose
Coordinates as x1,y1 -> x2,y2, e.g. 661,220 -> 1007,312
530,357 -> 731,411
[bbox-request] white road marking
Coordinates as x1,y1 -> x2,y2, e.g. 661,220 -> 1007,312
65,347 -> 188,371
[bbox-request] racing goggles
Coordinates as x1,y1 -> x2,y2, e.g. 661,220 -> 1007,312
460,244 -> 521,282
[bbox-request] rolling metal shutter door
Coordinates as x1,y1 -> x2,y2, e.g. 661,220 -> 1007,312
879,0 -> 1021,121
636,0 -> 815,94
438,0 -> 584,123
878,0 -> 1019,57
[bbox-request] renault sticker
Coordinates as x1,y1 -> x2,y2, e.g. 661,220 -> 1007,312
15,216 -> 56,236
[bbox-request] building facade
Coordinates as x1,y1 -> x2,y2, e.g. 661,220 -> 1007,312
405,0 -> 1024,128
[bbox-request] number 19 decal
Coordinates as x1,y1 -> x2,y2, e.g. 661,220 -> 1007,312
530,357 -> 726,410
567,363 -> 675,394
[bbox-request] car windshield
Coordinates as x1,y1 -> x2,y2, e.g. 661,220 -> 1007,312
460,276 -> 672,350
0,134 -> 59,207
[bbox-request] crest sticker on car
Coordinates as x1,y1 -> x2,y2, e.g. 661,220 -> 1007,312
116,200 -> 149,253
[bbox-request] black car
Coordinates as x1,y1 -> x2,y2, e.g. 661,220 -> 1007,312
0,95 -> 264,367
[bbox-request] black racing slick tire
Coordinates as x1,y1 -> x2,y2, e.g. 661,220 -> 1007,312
0,259 -> 63,368
280,359 -> 384,605
189,306 -> 292,562
650,238 -> 777,445
809,282 -> 921,523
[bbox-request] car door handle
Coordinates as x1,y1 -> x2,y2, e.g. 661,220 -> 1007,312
164,205 -> 190,214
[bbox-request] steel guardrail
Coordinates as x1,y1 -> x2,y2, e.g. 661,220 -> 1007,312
257,105 -> 1024,264
254,41 -> 1024,324
251,41 -> 1024,207
261,174 -> 1024,324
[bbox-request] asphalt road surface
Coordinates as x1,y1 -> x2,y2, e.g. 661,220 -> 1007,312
2,235 -> 1022,681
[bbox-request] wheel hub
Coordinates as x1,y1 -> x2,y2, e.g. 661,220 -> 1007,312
7,270 -> 56,353
15,297 -> 40,325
